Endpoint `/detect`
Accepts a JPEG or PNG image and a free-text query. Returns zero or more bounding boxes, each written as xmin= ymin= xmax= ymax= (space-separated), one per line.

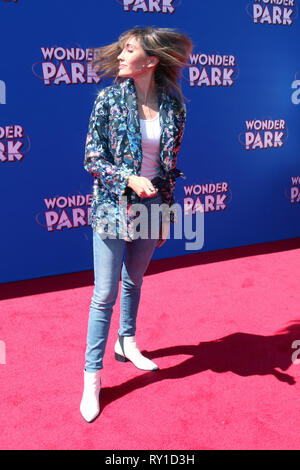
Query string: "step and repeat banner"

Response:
xmin=1 ymin=0 xmax=299 ymax=283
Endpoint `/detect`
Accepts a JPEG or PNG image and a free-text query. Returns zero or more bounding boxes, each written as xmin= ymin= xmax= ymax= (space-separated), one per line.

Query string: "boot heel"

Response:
xmin=115 ymin=352 xmax=129 ymax=363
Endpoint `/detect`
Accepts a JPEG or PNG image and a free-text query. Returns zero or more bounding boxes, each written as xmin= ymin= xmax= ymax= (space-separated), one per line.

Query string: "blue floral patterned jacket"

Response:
xmin=84 ymin=77 xmax=186 ymax=241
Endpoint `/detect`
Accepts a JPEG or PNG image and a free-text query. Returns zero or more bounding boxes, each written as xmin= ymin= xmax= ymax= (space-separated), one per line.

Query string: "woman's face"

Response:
xmin=117 ymin=36 xmax=153 ymax=79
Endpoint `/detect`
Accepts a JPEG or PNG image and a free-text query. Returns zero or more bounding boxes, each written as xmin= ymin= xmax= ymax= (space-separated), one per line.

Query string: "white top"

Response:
xmin=139 ymin=114 xmax=161 ymax=179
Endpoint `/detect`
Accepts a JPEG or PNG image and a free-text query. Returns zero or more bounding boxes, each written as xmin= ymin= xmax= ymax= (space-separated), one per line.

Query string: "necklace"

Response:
xmin=137 ymin=90 xmax=158 ymax=121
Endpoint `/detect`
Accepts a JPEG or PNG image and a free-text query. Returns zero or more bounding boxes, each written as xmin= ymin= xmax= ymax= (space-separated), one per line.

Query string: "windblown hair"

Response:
xmin=91 ymin=26 xmax=193 ymax=108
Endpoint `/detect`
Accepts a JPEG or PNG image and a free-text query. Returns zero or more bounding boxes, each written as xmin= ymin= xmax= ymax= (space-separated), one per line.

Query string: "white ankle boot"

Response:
xmin=114 ymin=335 xmax=159 ymax=371
xmin=80 ymin=370 xmax=101 ymax=422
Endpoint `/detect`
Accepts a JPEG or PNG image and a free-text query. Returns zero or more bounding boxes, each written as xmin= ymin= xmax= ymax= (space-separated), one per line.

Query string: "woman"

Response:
xmin=80 ymin=26 xmax=192 ymax=422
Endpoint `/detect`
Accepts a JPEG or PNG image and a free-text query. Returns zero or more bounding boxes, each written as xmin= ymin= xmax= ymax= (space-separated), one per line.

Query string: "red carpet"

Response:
xmin=1 ymin=239 xmax=300 ymax=450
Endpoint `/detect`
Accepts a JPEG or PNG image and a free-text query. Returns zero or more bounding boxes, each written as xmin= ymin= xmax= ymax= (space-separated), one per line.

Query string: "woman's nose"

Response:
xmin=117 ymin=50 xmax=124 ymax=61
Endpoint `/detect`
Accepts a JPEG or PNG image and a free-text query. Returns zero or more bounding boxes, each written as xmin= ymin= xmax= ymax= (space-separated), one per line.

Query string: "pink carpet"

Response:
xmin=1 ymin=239 xmax=300 ymax=450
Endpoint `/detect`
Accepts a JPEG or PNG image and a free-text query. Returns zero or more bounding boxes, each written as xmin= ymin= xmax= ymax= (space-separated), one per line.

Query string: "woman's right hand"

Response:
xmin=127 ymin=175 xmax=159 ymax=198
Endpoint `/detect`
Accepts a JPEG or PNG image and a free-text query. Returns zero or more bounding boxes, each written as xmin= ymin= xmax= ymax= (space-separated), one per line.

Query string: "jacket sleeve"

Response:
xmin=84 ymin=90 xmax=135 ymax=198
xmin=164 ymin=104 xmax=187 ymax=223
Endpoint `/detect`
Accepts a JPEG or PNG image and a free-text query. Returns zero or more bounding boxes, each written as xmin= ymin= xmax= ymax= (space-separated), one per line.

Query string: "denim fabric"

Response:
xmin=84 ymin=192 xmax=163 ymax=372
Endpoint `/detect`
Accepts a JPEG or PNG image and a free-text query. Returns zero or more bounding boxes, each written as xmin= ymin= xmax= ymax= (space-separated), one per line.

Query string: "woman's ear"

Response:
xmin=147 ymin=56 xmax=159 ymax=68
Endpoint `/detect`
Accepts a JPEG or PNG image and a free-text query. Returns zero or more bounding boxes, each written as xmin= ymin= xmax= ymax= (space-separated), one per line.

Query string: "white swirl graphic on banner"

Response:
xmin=0 ymin=125 xmax=31 ymax=163
xmin=246 ymin=0 xmax=298 ymax=25
xmin=36 ymin=192 xmax=92 ymax=231
xmin=288 ymin=177 xmax=300 ymax=204
xmin=186 ymin=51 xmax=239 ymax=88
xmin=183 ymin=181 xmax=232 ymax=215
xmin=239 ymin=118 xmax=288 ymax=150
xmin=32 ymin=45 xmax=100 ymax=86
xmin=114 ymin=0 xmax=181 ymax=13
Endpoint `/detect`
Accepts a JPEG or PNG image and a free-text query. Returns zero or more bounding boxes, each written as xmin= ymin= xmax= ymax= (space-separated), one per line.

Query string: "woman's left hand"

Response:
xmin=156 ymin=218 xmax=170 ymax=248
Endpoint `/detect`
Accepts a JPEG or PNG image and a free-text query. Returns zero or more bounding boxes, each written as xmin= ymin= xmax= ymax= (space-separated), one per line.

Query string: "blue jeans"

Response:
xmin=84 ymin=192 xmax=163 ymax=372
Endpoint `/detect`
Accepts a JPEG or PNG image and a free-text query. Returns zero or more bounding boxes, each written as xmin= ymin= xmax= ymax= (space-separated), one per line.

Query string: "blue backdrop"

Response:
xmin=1 ymin=0 xmax=300 ymax=283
